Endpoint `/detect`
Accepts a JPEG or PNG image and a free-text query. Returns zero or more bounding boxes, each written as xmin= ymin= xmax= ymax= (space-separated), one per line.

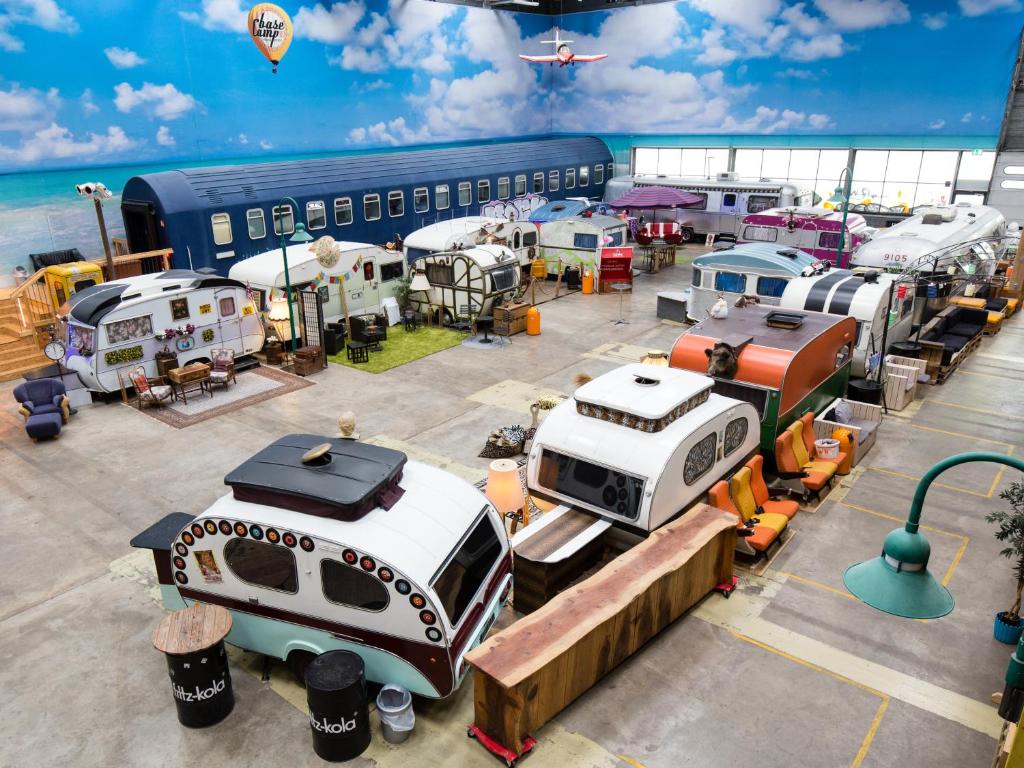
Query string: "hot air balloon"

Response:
xmin=248 ymin=3 xmax=293 ymax=74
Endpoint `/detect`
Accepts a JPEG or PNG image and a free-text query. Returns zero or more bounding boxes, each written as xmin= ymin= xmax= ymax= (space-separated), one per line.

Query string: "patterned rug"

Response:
xmin=130 ymin=366 xmax=314 ymax=429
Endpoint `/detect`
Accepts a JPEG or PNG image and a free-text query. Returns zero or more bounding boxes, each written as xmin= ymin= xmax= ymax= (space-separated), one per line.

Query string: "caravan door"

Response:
xmin=214 ymin=288 xmax=243 ymax=349
xmin=359 ymin=257 xmax=380 ymax=314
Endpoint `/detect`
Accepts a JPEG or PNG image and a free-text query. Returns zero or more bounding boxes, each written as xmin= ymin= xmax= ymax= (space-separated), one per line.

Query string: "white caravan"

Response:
xmin=228 ymin=242 xmax=406 ymax=325
xmin=403 ymin=217 xmax=539 ymax=268
xmin=537 ymin=215 xmax=628 ymax=272
xmin=604 ymin=172 xmax=815 ymax=241
xmin=59 ymin=270 xmax=264 ymax=393
xmin=407 ymin=244 xmax=521 ymax=321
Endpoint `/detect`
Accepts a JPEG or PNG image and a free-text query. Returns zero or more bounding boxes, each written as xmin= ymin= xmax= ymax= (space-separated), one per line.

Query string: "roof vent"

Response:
xmin=765 ymin=311 xmax=805 ymax=329
xmin=633 ymin=374 xmax=660 ymax=387
xmin=921 ymin=214 xmax=945 ymax=225
xmin=204 ymin=190 xmax=224 ymax=205
xmin=862 ymin=271 xmax=880 ymax=284
xmin=777 ymin=248 xmax=800 ymax=258
xmin=241 ymin=185 xmax=257 ymax=200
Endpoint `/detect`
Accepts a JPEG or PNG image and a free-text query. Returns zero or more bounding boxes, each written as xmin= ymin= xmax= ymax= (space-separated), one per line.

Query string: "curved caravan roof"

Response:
xmin=530 ymin=200 xmax=594 ymax=221
xmin=421 ymin=244 xmax=516 ymax=269
xmin=403 ymin=217 xmax=509 ymax=251
xmin=627 ymin=175 xmax=808 ymax=193
xmin=780 ymin=270 xmax=906 ymax=320
xmin=122 ymin=137 xmax=611 ymax=216
xmin=228 ymin=242 xmax=391 ymax=286
xmin=63 ymin=270 xmax=243 ymax=326
xmin=692 ymin=243 xmax=821 ymax=276
xmin=745 ymin=206 xmax=871 ymax=235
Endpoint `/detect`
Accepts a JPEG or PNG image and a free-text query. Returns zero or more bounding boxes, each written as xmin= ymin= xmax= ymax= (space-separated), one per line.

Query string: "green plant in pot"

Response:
xmin=986 ymin=481 xmax=1024 ymax=644
xmin=391 ymin=274 xmax=413 ymax=311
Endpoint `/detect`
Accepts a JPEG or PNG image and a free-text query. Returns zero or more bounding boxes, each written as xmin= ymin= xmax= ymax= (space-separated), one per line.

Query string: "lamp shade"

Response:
xmin=828 ymin=188 xmax=847 ymax=204
xmin=485 ymin=459 xmax=525 ymax=515
xmin=289 ymin=222 xmax=314 ymax=244
xmin=267 ymin=296 xmax=291 ymax=321
xmin=410 ymin=270 xmax=431 ymax=291
xmin=641 ymin=350 xmax=669 ymax=367
xmin=843 ymin=527 xmax=954 ymax=619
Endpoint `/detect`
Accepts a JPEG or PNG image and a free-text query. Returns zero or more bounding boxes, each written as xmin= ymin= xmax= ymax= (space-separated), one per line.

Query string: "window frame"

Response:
xmin=246 ymin=208 xmax=266 ymax=240
xmin=363 ymin=193 xmax=381 ymax=222
xmin=477 ymin=180 xmax=491 ymax=204
xmin=320 ymin=558 xmax=390 ymax=612
xmin=565 ymin=168 xmax=576 ymax=189
xmin=211 ymin=212 xmax=232 ymax=246
xmin=272 ymin=204 xmax=295 ymax=236
xmin=334 ymin=197 xmax=353 ymax=226
xmin=548 ymin=170 xmax=560 ymax=192
xmin=533 ymin=172 xmax=544 ymax=194
xmin=683 ymin=432 xmax=718 ymax=486
xmin=458 ymin=181 xmax=472 ymax=207
xmin=579 ymin=166 xmax=589 ymax=187
xmin=497 ymin=177 xmax=510 ymax=200
xmin=413 ymin=187 xmax=429 ymax=214
xmin=594 ymin=164 xmax=604 ymax=185
xmin=388 ymin=190 xmax=405 ymax=218
xmin=223 ymin=537 xmax=298 ymax=595
xmin=435 ymin=184 xmax=450 ymax=211
xmin=514 ymin=174 xmax=527 ymax=197
xmin=306 ymin=200 xmax=327 ymax=231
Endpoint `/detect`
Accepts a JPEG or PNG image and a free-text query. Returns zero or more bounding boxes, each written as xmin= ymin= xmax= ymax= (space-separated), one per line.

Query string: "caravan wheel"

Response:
xmin=680 ymin=227 xmax=694 ymax=243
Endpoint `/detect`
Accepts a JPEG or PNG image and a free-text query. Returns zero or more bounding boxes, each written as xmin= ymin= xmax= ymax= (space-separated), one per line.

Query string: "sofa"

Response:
xmin=918 ymin=305 xmax=987 ymax=369
xmin=882 ymin=354 xmax=929 ymax=411
xmin=14 ymin=378 xmax=71 ymax=440
xmin=814 ymin=398 xmax=883 ymax=466
xmin=948 ymin=295 xmax=1007 ymax=335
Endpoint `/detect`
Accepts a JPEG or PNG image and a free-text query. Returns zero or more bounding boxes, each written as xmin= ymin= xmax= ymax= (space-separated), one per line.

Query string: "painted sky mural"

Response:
xmin=0 ymin=0 xmax=1021 ymax=175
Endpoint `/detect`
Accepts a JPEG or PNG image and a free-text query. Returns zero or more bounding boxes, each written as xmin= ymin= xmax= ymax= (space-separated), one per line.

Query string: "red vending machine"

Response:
xmin=597 ymin=246 xmax=634 ymax=293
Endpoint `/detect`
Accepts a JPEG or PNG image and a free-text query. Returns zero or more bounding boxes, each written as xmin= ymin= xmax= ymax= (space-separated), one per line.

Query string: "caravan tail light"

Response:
xmin=342 ymin=549 xmax=358 ymax=564
xmin=419 ymin=610 xmax=437 ymax=625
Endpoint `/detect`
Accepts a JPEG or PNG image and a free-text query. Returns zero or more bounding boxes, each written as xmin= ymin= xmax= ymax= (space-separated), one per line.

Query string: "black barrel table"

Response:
xmin=305 ymin=650 xmax=372 ymax=761
xmin=152 ymin=603 xmax=234 ymax=728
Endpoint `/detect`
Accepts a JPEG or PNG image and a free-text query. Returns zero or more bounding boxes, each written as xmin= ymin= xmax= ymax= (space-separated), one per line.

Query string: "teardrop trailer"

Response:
xmin=131 ymin=435 xmax=512 ymax=698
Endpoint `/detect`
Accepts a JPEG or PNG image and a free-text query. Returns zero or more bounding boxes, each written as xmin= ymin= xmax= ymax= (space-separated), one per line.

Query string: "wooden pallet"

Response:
xmin=922 ymin=333 xmax=983 ymax=385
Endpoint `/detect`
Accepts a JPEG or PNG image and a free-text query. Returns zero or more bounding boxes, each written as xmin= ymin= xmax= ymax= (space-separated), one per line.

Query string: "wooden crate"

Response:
xmin=493 ymin=303 xmax=529 ymax=336
xmin=466 ymin=505 xmax=735 ymax=755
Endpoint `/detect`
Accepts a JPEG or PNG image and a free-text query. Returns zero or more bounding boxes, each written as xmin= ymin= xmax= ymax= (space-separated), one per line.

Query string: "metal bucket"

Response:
xmin=376 ymin=684 xmax=414 ymax=744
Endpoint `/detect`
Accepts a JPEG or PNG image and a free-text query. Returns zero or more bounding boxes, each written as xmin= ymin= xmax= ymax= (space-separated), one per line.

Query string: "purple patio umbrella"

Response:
xmin=607 ymin=185 xmax=703 ymax=209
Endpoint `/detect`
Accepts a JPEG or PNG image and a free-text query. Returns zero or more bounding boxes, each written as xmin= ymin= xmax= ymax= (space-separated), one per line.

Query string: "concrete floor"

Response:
xmin=1 ymin=250 xmax=1020 ymax=767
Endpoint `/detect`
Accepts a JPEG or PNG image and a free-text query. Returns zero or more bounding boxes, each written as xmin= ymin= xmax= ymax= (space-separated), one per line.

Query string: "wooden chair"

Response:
xmin=130 ymin=366 xmax=173 ymax=409
xmin=208 ymin=348 xmax=236 ymax=389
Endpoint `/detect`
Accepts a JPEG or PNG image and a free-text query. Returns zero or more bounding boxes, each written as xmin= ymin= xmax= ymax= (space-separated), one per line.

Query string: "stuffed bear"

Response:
xmin=705 ymin=341 xmax=739 ymax=379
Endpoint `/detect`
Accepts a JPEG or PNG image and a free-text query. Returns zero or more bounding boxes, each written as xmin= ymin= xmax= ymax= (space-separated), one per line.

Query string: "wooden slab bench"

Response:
xmin=466 ymin=504 xmax=736 ymax=754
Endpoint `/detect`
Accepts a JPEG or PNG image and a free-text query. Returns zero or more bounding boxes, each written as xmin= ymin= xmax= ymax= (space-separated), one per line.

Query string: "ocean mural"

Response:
xmin=0 ymin=0 xmax=1020 ymax=271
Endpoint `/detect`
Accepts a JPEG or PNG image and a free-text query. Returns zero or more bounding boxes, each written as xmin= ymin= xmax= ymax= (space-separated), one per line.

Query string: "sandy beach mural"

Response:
xmin=0 ymin=0 xmax=1020 ymax=270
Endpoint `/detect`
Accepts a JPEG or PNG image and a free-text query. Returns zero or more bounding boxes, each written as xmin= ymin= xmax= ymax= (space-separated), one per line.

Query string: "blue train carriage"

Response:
xmin=130 ymin=435 xmax=513 ymax=698
xmin=120 ymin=137 xmax=614 ymax=276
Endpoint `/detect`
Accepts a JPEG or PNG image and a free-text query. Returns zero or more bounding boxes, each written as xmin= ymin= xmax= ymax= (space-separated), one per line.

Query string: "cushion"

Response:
xmin=833 ymin=400 xmax=854 ymax=423
xmin=799 ymin=469 xmax=833 ymax=491
xmin=845 ymin=417 xmax=877 ymax=445
xmin=30 ymin=402 xmax=61 ymax=416
xmin=936 ymin=333 xmax=971 ymax=351
xmin=209 ymin=370 xmax=230 ymax=383
xmin=25 ymin=412 xmax=62 ymax=439
xmin=745 ymin=526 xmax=779 ymax=552
xmin=949 ymin=323 xmax=981 ymax=338
xmin=757 ymin=512 xmax=790 ymax=535
xmin=805 ymin=459 xmax=840 ymax=474
xmin=143 ymin=385 xmax=172 ymax=400
xmin=132 ymin=372 xmax=151 ymax=394
xmin=762 ymin=498 xmax=799 ymax=520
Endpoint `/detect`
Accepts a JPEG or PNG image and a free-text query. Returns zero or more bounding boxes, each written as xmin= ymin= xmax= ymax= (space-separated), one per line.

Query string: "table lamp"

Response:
xmin=485 ymin=459 xmax=528 ymax=535
xmin=268 ymin=297 xmax=294 ymax=343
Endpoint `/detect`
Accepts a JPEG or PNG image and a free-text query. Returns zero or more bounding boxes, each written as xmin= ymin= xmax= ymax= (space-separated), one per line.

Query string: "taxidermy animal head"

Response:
xmin=705 ymin=342 xmax=739 ymax=379
xmin=734 ymin=294 xmax=761 ymax=308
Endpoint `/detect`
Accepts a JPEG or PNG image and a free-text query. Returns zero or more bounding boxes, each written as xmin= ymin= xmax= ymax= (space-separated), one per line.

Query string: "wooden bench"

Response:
xmin=466 ymin=505 xmax=735 ymax=755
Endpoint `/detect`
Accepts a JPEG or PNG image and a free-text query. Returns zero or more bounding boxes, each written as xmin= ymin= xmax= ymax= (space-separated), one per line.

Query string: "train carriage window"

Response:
xmin=548 ymin=170 xmax=560 ymax=192
xmin=458 ymin=182 xmax=471 ymax=207
xmin=272 ymin=205 xmax=295 ymax=236
xmin=246 ymin=209 xmax=266 ymax=240
xmin=747 ymin=195 xmax=778 ymax=213
xmin=594 ymin=164 xmax=604 ymax=185
xmin=334 ymin=197 xmax=353 ymax=226
xmin=607 ymin=162 xmax=614 ymax=178
xmin=211 ymin=213 xmax=232 ymax=245
xmin=723 ymin=418 xmax=749 ymax=456
xmin=607 ymin=230 xmax=624 ymax=246
xmin=565 ymin=168 xmax=576 ymax=189
xmin=683 ymin=433 xmax=718 ymax=485
xmin=515 ymin=175 xmax=527 ymax=196
xmin=533 ymin=172 xmax=544 ymax=194
xmin=756 ymin=276 xmax=788 ymax=298
xmin=388 ymin=191 xmax=404 ymax=218
xmin=743 ymin=225 xmax=777 ymax=242
xmin=477 ymin=180 xmax=490 ymax=204
xmin=432 ymin=514 xmax=503 ymax=626
xmin=364 ymin=194 xmax=381 ymax=222
xmin=306 ymin=201 xmax=327 ymax=230
xmin=435 ymin=185 xmax=450 ymax=210
xmin=580 ymin=166 xmax=589 ymax=186
xmin=321 ymin=559 xmax=389 ymax=611
xmin=715 ymin=272 xmax=746 ymax=293
xmin=381 ymin=261 xmax=404 ymax=282
xmin=413 ymin=187 xmax=429 ymax=214
xmin=224 ymin=538 xmax=298 ymax=594
xmin=497 ymin=177 xmax=510 ymax=200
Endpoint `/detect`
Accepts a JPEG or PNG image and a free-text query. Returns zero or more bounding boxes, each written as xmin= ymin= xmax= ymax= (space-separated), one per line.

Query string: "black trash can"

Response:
xmin=563 ymin=266 xmax=582 ymax=290
xmin=847 ymin=378 xmax=883 ymax=405
xmin=306 ymin=651 xmax=371 ymax=762
xmin=888 ymin=341 xmax=922 ymax=359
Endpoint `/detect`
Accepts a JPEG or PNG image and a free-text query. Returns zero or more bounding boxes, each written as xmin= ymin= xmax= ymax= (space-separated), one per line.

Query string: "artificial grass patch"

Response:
xmin=327 ymin=326 xmax=464 ymax=373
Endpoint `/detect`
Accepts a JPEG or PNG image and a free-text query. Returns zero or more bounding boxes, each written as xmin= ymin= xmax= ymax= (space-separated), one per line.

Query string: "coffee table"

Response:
xmin=167 ymin=363 xmax=212 ymax=404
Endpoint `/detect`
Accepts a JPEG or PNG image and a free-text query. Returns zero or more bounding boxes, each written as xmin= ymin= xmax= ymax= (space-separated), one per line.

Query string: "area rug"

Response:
xmin=327 ymin=326 xmax=463 ymax=373
xmin=130 ymin=366 xmax=314 ymax=429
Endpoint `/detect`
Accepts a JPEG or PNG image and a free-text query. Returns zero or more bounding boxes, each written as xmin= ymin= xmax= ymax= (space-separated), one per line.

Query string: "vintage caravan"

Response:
xmin=670 ymin=305 xmax=856 ymax=453
xmin=44 ymin=262 xmax=104 ymax=310
xmin=604 ymin=173 xmax=814 ymax=241
xmin=536 ymin=214 xmax=628 ymax=272
xmin=131 ymin=434 xmax=512 ymax=699
xmin=59 ymin=271 xmax=264 ymax=393
xmin=526 ymin=364 xmax=759 ymax=534
xmin=738 ymin=207 xmax=872 ymax=268
xmin=850 ymin=203 xmax=1007 ymax=275
xmin=407 ymin=244 xmax=521 ymax=321
xmin=528 ymin=199 xmax=606 ymax=222
xmin=228 ymin=242 xmax=405 ymax=324
xmin=688 ymin=243 xmax=826 ymax=322
xmin=403 ymin=217 xmax=539 ymax=268
xmin=780 ymin=270 xmax=916 ymax=377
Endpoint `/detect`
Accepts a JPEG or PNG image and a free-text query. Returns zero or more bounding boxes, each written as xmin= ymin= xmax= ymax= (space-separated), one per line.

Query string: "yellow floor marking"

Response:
xmin=976 ymin=352 xmax=1024 ymax=365
xmin=943 ymin=536 xmax=971 ymax=588
xmin=987 ymin=445 xmax=1016 ymax=498
xmin=862 ymin=466 xmax=990 ymax=498
xmin=851 ymin=699 xmax=889 ymax=768
xmin=617 ymin=756 xmax=649 ymax=768
xmin=466 ymin=379 xmax=566 ymax=414
xmin=957 ymin=369 xmax=1021 ymax=380
xmin=581 ymin=341 xmax=654 ymax=364
xmin=694 ymin=592 xmax=1003 ymax=739
xmin=910 ymin=423 xmax=1014 ymax=449
xmin=365 ymin=435 xmax=486 ymax=485
xmin=775 ymin=571 xmax=859 ymax=601
xmin=926 ymin=399 xmax=1024 ymax=421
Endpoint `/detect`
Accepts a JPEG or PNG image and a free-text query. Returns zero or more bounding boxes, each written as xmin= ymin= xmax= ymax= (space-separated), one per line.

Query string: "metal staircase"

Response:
xmin=988 ymin=28 xmax=1024 ymax=224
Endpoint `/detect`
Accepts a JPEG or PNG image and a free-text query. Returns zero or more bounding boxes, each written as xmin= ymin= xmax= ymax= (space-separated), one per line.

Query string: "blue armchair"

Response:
xmin=14 ymin=378 xmax=70 ymax=440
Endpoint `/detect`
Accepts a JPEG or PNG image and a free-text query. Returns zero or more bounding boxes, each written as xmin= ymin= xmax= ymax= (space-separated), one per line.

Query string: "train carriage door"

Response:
xmin=214 ymin=288 xmax=243 ymax=348
xmin=122 ymin=200 xmax=161 ymax=252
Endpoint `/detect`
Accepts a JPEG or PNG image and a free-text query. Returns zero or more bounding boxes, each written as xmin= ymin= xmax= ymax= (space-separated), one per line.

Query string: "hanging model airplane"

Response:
xmin=519 ymin=27 xmax=607 ymax=66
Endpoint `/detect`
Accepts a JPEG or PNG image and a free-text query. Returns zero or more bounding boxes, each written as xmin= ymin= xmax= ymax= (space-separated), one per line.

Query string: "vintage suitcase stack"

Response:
xmin=292 ymin=345 xmax=324 ymax=376
xmin=493 ymin=303 xmax=530 ymax=336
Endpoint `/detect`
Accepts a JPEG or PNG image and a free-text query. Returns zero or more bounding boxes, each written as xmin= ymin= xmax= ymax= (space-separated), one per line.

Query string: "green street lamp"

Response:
xmin=828 ymin=167 xmax=853 ymax=267
xmin=274 ymin=196 xmax=314 ymax=351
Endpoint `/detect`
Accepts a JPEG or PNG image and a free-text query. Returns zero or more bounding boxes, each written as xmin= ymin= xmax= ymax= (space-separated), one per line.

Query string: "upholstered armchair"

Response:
xmin=131 ymin=367 xmax=173 ymax=409
xmin=209 ymin=348 xmax=236 ymax=389
xmin=14 ymin=378 xmax=70 ymax=440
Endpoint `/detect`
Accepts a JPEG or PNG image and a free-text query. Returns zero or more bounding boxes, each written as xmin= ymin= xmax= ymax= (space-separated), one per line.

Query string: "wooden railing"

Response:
xmin=9 ymin=268 xmax=55 ymax=334
xmin=89 ymin=248 xmax=173 ymax=280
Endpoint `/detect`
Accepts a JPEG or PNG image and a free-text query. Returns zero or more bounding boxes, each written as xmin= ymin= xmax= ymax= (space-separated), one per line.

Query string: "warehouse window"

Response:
xmin=435 ymin=185 xmax=450 ymax=210
xmin=478 ymin=180 xmax=491 ymax=204
xmin=246 ymin=209 xmax=266 ymax=239
xmin=413 ymin=187 xmax=429 ymax=214
xmin=594 ymin=164 xmax=604 ymax=185
xmin=306 ymin=201 xmax=326 ymax=230
xmin=334 ymin=197 xmax=353 ymax=226
xmin=388 ymin=190 xmax=404 ymax=218
xmin=211 ymin=213 xmax=232 ymax=245
xmin=364 ymin=194 xmax=381 ymax=222
xmin=579 ymin=166 xmax=589 ymax=187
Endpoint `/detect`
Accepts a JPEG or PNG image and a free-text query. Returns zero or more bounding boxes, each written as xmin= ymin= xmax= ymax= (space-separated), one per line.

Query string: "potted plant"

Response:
xmin=392 ymin=274 xmax=413 ymax=311
xmin=986 ymin=481 xmax=1024 ymax=644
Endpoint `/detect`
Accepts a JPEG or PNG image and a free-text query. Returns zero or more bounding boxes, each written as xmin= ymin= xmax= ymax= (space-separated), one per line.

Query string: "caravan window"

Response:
xmin=513 ymin=230 xmax=521 ymax=249
xmin=498 ymin=177 xmax=510 ymax=199
xmin=458 ymin=182 xmax=471 ymax=207
xmin=724 ymin=418 xmax=749 ymax=457
xmin=574 ymin=232 xmax=599 ymax=250
xmin=435 ymin=185 xmax=450 ymax=210
xmin=565 ymin=168 xmax=576 ymax=189
xmin=388 ymin=191 xmax=404 ymax=218
xmin=105 ymin=314 xmax=154 ymax=345
xmin=414 ymin=187 xmax=429 ymax=214
xmin=321 ymin=559 xmax=389 ymax=611
xmin=747 ymin=195 xmax=778 ymax=213
xmin=537 ymin=449 xmax=645 ymax=520
xmin=594 ymin=164 xmax=604 ymax=185
xmin=364 ymin=194 xmax=381 ymax=221
xmin=723 ymin=193 xmax=737 ymax=207
xmin=533 ymin=173 xmax=544 ymax=194
xmin=224 ymin=538 xmax=298 ymax=594
xmin=477 ymin=180 xmax=490 ymax=204
xmin=364 ymin=261 xmax=375 ymax=281
xmin=756 ymin=276 xmax=788 ymax=298
xmin=334 ymin=198 xmax=353 ymax=226
xmin=818 ymin=231 xmax=841 ymax=250
xmin=490 ymin=266 xmax=516 ymax=292
xmin=219 ymin=297 xmax=236 ymax=317
xmin=515 ymin=175 xmax=527 ymax=196
xmin=381 ymin=261 xmax=403 ymax=282
xmin=246 ymin=209 xmax=266 ymax=239
xmin=715 ymin=272 xmax=747 ymax=293
xmin=212 ymin=213 xmax=232 ymax=245
xmin=433 ymin=514 xmax=503 ymax=626
xmin=426 ymin=262 xmax=454 ymax=286
xmin=580 ymin=166 xmax=589 ymax=186
xmin=272 ymin=205 xmax=295 ymax=235
xmin=607 ymin=230 xmax=624 ymax=246
xmin=522 ymin=230 xmax=537 ymax=247
xmin=548 ymin=170 xmax=560 ymax=192
xmin=687 ymin=192 xmax=708 ymax=211
xmin=743 ymin=225 xmax=777 ymax=242
xmin=692 ymin=269 xmax=702 ymax=287
xmin=306 ymin=201 xmax=327 ymax=230
xmin=683 ymin=433 xmax=717 ymax=485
